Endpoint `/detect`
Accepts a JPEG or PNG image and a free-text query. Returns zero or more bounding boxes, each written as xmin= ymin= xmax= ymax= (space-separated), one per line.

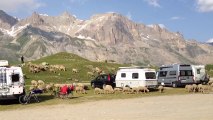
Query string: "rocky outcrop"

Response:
xmin=0 ymin=10 xmax=18 ymax=30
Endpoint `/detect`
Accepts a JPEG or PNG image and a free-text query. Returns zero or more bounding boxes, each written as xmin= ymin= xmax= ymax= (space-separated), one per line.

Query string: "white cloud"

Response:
xmin=126 ymin=12 xmax=132 ymax=20
xmin=196 ymin=0 xmax=213 ymax=12
xmin=0 ymin=0 xmax=45 ymax=12
xmin=170 ymin=16 xmax=185 ymax=20
xmin=144 ymin=0 xmax=161 ymax=7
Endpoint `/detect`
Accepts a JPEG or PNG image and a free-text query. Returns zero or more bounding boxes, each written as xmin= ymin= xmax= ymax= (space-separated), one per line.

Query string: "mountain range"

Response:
xmin=0 ymin=10 xmax=213 ymax=65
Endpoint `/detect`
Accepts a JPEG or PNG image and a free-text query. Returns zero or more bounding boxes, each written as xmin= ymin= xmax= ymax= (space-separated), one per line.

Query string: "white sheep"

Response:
xmin=131 ymin=87 xmax=139 ymax=94
xmin=114 ymin=87 xmax=123 ymax=93
xmin=94 ymin=88 xmax=104 ymax=94
xmin=75 ymin=86 xmax=86 ymax=94
xmin=122 ymin=87 xmax=131 ymax=94
xmin=72 ymin=68 xmax=79 ymax=73
xmin=38 ymin=80 xmax=45 ymax=85
xmin=138 ymin=86 xmax=149 ymax=93
xmin=103 ymin=85 xmax=114 ymax=94
xmin=185 ymin=85 xmax=193 ymax=93
xmin=31 ymin=80 xmax=38 ymax=86
xmin=197 ymin=84 xmax=203 ymax=92
xmin=158 ymin=86 xmax=164 ymax=93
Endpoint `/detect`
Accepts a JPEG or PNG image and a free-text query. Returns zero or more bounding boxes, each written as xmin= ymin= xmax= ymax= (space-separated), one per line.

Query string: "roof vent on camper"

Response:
xmin=0 ymin=60 xmax=9 ymax=67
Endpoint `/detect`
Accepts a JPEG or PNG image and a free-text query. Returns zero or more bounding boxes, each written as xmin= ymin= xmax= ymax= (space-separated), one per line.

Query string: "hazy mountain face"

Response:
xmin=0 ymin=10 xmax=213 ymax=65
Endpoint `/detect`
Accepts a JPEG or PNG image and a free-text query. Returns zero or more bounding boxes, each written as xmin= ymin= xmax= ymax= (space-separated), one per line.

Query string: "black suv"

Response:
xmin=91 ymin=74 xmax=116 ymax=89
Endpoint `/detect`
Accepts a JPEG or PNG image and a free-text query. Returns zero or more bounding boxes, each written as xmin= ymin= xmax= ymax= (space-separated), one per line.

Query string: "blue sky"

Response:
xmin=0 ymin=0 xmax=212 ymax=42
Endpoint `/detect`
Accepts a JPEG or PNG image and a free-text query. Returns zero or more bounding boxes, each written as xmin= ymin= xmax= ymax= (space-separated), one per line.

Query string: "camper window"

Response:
xmin=12 ymin=74 xmax=19 ymax=82
xmin=121 ymin=73 xmax=126 ymax=78
xmin=159 ymin=71 xmax=167 ymax=77
xmin=132 ymin=73 xmax=139 ymax=79
xmin=197 ymin=69 xmax=201 ymax=74
xmin=145 ymin=72 xmax=156 ymax=79
xmin=169 ymin=71 xmax=176 ymax=76
xmin=180 ymin=70 xmax=193 ymax=76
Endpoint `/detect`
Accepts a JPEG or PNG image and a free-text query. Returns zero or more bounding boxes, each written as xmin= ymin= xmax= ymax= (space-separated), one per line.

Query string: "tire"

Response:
xmin=172 ymin=82 xmax=177 ymax=88
xmin=91 ymin=83 xmax=95 ymax=88
xmin=19 ymin=95 xmax=28 ymax=104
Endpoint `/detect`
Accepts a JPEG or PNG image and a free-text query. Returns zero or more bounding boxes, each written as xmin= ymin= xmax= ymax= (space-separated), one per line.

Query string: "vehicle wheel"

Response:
xmin=91 ymin=83 xmax=95 ymax=88
xmin=172 ymin=82 xmax=177 ymax=88
xmin=19 ymin=95 xmax=28 ymax=104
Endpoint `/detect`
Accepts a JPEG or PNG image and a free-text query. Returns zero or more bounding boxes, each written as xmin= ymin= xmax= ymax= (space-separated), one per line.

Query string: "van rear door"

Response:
xmin=145 ymin=72 xmax=157 ymax=88
xmin=179 ymin=70 xmax=194 ymax=83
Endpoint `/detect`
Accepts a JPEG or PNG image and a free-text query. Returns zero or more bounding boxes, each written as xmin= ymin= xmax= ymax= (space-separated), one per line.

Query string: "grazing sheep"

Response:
xmin=208 ymin=80 xmax=213 ymax=85
xmin=75 ymin=86 xmax=86 ymax=94
xmin=192 ymin=84 xmax=198 ymax=93
xmin=138 ymin=86 xmax=149 ymax=93
xmin=201 ymin=85 xmax=210 ymax=94
xmin=31 ymin=80 xmax=38 ymax=86
xmin=38 ymin=80 xmax=45 ymax=85
xmin=94 ymin=88 xmax=104 ymax=94
xmin=46 ymin=84 xmax=54 ymax=92
xmin=103 ymin=85 xmax=114 ymax=94
xmin=185 ymin=85 xmax=193 ymax=93
xmin=131 ymin=87 xmax=139 ymax=94
xmin=59 ymin=65 xmax=66 ymax=71
xmin=72 ymin=68 xmax=79 ymax=73
xmin=77 ymin=83 xmax=84 ymax=88
xmin=114 ymin=87 xmax=123 ymax=93
xmin=37 ymin=84 xmax=46 ymax=91
xmin=158 ymin=86 xmax=164 ymax=93
xmin=49 ymin=68 xmax=56 ymax=73
xmin=197 ymin=84 xmax=203 ymax=92
xmin=122 ymin=87 xmax=132 ymax=94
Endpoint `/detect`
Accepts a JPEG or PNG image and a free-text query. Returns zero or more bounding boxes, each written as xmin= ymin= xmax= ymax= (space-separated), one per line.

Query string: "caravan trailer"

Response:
xmin=0 ymin=60 xmax=25 ymax=100
xmin=157 ymin=64 xmax=194 ymax=87
xmin=115 ymin=67 xmax=158 ymax=89
xmin=191 ymin=65 xmax=209 ymax=84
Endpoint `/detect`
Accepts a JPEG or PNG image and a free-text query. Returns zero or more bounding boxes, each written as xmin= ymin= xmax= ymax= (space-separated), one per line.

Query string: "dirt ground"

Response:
xmin=0 ymin=94 xmax=213 ymax=120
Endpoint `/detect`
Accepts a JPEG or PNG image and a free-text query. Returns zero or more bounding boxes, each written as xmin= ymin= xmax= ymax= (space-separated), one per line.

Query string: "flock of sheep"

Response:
xmin=185 ymin=80 xmax=213 ymax=94
xmin=27 ymin=62 xmax=66 ymax=73
xmin=94 ymin=85 xmax=164 ymax=94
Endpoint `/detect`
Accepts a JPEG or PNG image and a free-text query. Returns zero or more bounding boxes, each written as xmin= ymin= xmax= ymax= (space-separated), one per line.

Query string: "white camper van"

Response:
xmin=191 ymin=65 xmax=209 ymax=84
xmin=115 ymin=67 xmax=158 ymax=89
xmin=0 ymin=60 xmax=25 ymax=100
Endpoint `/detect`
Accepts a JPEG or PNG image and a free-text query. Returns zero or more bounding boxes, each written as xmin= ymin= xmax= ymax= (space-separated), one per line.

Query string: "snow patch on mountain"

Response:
xmin=76 ymin=34 xmax=96 ymax=41
xmin=1 ymin=24 xmax=29 ymax=37
xmin=206 ymin=38 xmax=213 ymax=43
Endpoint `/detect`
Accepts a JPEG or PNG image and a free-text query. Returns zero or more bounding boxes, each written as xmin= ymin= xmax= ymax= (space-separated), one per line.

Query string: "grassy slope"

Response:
xmin=23 ymin=52 xmax=124 ymax=85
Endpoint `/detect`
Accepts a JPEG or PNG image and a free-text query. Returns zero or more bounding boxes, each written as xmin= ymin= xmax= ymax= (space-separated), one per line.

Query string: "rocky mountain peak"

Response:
xmin=18 ymin=12 xmax=45 ymax=26
xmin=0 ymin=10 xmax=18 ymax=29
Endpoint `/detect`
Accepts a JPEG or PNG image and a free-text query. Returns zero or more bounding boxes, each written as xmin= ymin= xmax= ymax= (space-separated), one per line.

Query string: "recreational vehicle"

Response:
xmin=191 ymin=65 xmax=209 ymax=84
xmin=157 ymin=64 xmax=194 ymax=87
xmin=115 ymin=67 xmax=158 ymax=89
xmin=0 ymin=60 xmax=25 ymax=100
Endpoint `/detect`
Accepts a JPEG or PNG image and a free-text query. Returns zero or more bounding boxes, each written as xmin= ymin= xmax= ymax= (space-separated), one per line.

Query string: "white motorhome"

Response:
xmin=115 ymin=67 xmax=158 ymax=89
xmin=0 ymin=60 xmax=25 ymax=100
xmin=191 ymin=65 xmax=209 ymax=84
